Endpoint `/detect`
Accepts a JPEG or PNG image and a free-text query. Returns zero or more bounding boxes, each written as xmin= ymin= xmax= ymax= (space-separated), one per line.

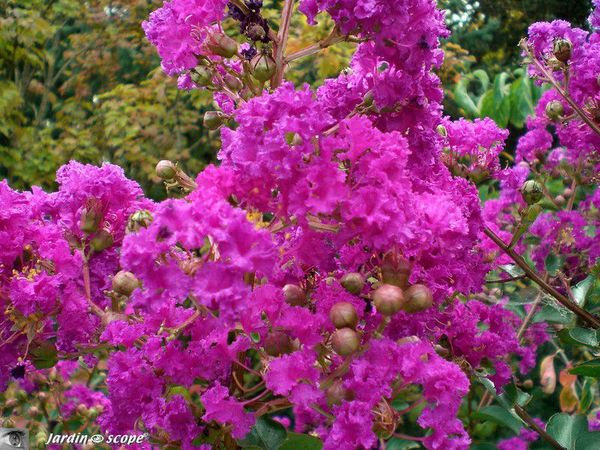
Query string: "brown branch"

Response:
xmin=484 ymin=227 xmax=600 ymax=328
xmin=272 ymin=0 xmax=295 ymax=88
xmin=514 ymin=405 xmax=565 ymax=450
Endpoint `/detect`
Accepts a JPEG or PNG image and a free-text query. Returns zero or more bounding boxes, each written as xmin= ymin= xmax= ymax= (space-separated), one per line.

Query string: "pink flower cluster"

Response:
xmin=0 ymin=0 xmax=572 ymax=449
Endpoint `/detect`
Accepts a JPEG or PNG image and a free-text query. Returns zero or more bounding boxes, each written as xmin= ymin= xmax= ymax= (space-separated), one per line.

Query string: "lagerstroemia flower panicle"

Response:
xmin=11 ymin=0 xmax=600 ymax=449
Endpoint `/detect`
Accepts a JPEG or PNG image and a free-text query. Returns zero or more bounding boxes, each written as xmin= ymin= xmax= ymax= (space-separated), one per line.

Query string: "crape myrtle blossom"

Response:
xmin=0 ymin=0 xmax=566 ymax=449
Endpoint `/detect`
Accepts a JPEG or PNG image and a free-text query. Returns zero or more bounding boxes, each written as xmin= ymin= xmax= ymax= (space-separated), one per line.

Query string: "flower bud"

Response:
xmin=340 ymin=272 xmax=365 ymax=295
xmin=191 ymin=66 xmax=214 ymax=86
xmin=436 ymin=124 xmax=447 ymax=137
xmin=76 ymin=404 xmax=89 ymax=416
xmin=112 ymin=271 xmax=140 ymax=296
xmin=203 ymin=111 xmax=226 ymax=130
xmin=80 ymin=201 xmax=102 ymax=234
xmin=264 ymin=332 xmax=294 ymax=356
xmin=362 ymin=91 xmax=374 ymax=107
xmin=29 ymin=406 xmax=40 ymax=416
xmin=381 ymin=255 xmax=411 ymax=289
xmin=520 ymin=180 xmax=543 ymax=205
xmin=372 ymin=284 xmax=405 ymax=316
xmin=251 ymin=53 xmax=276 ymax=82
xmin=555 ymin=195 xmax=566 ymax=207
xmin=329 ymin=302 xmax=359 ymax=329
xmin=206 ymin=33 xmax=238 ymax=58
xmin=553 ymin=38 xmax=572 ymax=63
xmin=224 ymin=74 xmax=243 ymax=92
xmin=90 ymin=229 xmax=114 ymax=252
xmin=545 ymin=100 xmax=564 ymax=121
xmin=155 ymin=160 xmax=177 ymax=180
xmin=523 ymin=379 xmax=534 ymax=389
xmin=283 ymin=284 xmax=306 ymax=306
xmin=127 ymin=209 xmax=153 ymax=233
xmin=246 ymin=23 xmax=266 ymax=41
xmin=402 ymin=284 xmax=433 ymax=313
xmin=331 ymin=328 xmax=360 ymax=356
xmin=87 ymin=407 xmax=99 ymax=420
xmin=326 ymin=381 xmax=354 ymax=406
xmin=4 ymin=398 xmax=18 ymax=408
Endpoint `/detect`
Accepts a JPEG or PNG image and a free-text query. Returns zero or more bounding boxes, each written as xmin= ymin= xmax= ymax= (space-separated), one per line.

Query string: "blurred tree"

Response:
xmin=0 ymin=0 xmax=216 ymax=197
xmin=441 ymin=0 xmax=593 ymax=73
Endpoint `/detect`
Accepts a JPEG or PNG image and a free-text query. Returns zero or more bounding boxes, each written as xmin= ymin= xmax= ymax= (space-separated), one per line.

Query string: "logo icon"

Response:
xmin=0 ymin=428 xmax=29 ymax=450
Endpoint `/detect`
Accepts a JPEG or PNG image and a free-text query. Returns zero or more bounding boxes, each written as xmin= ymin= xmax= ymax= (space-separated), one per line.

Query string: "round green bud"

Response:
xmin=191 ymin=66 xmax=214 ymax=86
xmin=224 ymin=74 xmax=243 ymax=92
xmin=264 ymin=332 xmax=294 ymax=356
xmin=90 ymin=229 xmax=114 ymax=252
xmin=553 ymin=38 xmax=572 ymax=63
xmin=112 ymin=270 xmax=140 ymax=296
xmin=545 ymin=100 xmax=564 ymax=121
xmin=283 ymin=284 xmax=306 ymax=306
xmin=372 ymin=284 xmax=405 ymax=316
xmin=329 ymin=302 xmax=359 ymax=329
xmin=206 ymin=33 xmax=238 ymax=58
xmin=520 ymin=180 xmax=543 ymax=205
xmin=331 ymin=328 xmax=360 ymax=356
xmin=402 ymin=284 xmax=433 ymax=313
xmin=251 ymin=54 xmax=276 ymax=83
xmin=436 ymin=124 xmax=448 ymax=138
xmin=80 ymin=203 xmax=102 ymax=234
xmin=155 ymin=160 xmax=177 ymax=180
xmin=127 ymin=209 xmax=153 ymax=233
xmin=203 ymin=111 xmax=226 ymax=130
xmin=340 ymin=272 xmax=365 ymax=295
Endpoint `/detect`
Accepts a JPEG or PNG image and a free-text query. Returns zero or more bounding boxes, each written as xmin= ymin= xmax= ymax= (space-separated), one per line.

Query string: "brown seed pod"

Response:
xmin=329 ymin=302 xmax=359 ymax=329
xmin=331 ymin=328 xmax=360 ymax=356
xmin=372 ymin=284 xmax=405 ymax=316
xmin=402 ymin=284 xmax=433 ymax=313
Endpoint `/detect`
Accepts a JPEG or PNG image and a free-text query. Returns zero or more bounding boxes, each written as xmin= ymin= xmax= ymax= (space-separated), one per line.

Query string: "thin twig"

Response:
xmin=484 ymin=227 xmax=600 ymax=328
xmin=272 ymin=0 xmax=295 ymax=88
xmin=522 ymin=41 xmax=600 ymax=138
xmin=514 ymin=405 xmax=565 ymax=450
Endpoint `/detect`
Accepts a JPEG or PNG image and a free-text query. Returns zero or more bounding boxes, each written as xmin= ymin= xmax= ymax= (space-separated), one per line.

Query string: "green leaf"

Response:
xmin=558 ymin=327 xmax=598 ymax=348
xmin=508 ymin=75 xmax=534 ymax=128
xmin=546 ymin=413 xmax=589 ymax=448
xmin=533 ymin=304 xmax=574 ymax=324
xmin=385 ymin=438 xmax=421 ymax=450
xmin=499 ymin=264 xmax=525 ymax=278
xmin=545 ymin=253 xmax=566 ymax=276
xmin=29 ymin=340 xmax=58 ymax=369
xmin=278 ymin=433 xmax=323 ymax=450
xmin=579 ymin=379 xmax=594 ymax=414
xmin=572 ymin=274 xmax=597 ymax=307
xmin=472 ymin=406 xmax=523 ymax=434
xmin=574 ymin=432 xmax=600 ymax=449
xmin=499 ymin=383 xmax=532 ymax=408
xmin=239 ymin=417 xmax=287 ymax=450
xmin=454 ymin=78 xmax=480 ymax=117
xmin=570 ymin=359 xmax=600 ymax=377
